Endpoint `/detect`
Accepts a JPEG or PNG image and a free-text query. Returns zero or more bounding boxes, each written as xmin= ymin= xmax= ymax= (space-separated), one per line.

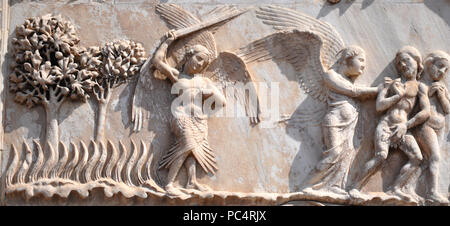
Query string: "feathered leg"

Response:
xmin=185 ymin=155 xmax=212 ymax=192
xmin=165 ymin=151 xmax=189 ymax=196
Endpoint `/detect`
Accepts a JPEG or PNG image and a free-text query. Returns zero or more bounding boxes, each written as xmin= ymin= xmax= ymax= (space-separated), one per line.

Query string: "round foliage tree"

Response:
xmin=9 ymin=14 xmax=95 ymax=149
xmin=81 ymin=40 xmax=145 ymax=141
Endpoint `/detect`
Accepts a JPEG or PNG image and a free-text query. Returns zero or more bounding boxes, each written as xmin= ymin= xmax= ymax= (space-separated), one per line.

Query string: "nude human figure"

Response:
xmin=413 ymin=51 xmax=450 ymax=204
xmin=302 ymin=46 xmax=379 ymax=195
xmin=154 ymin=31 xmax=226 ymax=196
xmin=350 ymin=46 xmax=430 ymax=201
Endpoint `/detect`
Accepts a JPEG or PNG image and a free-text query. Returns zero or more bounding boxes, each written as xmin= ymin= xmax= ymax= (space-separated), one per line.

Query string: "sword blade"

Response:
xmin=173 ymin=8 xmax=247 ymax=38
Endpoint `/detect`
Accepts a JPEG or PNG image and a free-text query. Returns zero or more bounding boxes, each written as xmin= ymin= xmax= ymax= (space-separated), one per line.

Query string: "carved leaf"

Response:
xmin=29 ymin=140 xmax=44 ymax=183
xmin=17 ymin=141 xmax=33 ymax=184
xmin=105 ymin=140 xmax=119 ymax=179
xmin=93 ymin=141 xmax=108 ymax=181
xmin=5 ymin=144 xmax=19 ymax=187
xmin=62 ymin=142 xmax=79 ymax=179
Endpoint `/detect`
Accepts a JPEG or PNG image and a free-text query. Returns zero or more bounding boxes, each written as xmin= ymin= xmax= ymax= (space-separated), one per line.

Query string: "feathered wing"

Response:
xmin=131 ymin=60 xmax=153 ymax=132
xmin=156 ymin=3 xmax=218 ymax=67
xmin=131 ymin=4 xmax=218 ymax=131
xmin=155 ymin=3 xmax=200 ymax=28
xmin=156 ymin=4 xmax=244 ymax=59
xmin=236 ymin=29 xmax=329 ymax=102
xmin=256 ymin=5 xmax=345 ymax=70
xmin=279 ymin=106 xmax=327 ymax=128
xmin=201 ymin=5 xmax=246 ymax=35
xmin=204 ymin=52 xmax=261 ymax=124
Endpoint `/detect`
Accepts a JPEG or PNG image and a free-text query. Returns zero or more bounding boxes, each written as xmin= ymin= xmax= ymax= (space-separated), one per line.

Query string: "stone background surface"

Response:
xmin=0 ymin=0 xmax=449 ymax=205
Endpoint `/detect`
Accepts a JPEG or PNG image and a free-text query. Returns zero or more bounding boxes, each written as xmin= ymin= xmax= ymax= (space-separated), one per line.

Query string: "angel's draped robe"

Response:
xmin=303 ymin=71 xmax=361 ymax=192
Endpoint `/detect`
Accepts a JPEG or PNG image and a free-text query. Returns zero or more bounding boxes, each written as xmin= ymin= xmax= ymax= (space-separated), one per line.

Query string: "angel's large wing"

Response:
xmin=237 ymin=29 xmax=329 ymax=102
xmin=156 ymin=3 xmax=218 ymax=67
xmin=255 ymin=5 xmax=345 ymax=70
xmin=204 ymin=52 xmax=261 ymax=124
xmin=131 ymin=59 xmax=153 ymax=132
xmin=131 ymin=4 xmax=217 ymax=132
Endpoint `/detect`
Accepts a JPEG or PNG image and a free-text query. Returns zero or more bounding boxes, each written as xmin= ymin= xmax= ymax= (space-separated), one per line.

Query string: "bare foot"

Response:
xmin=328 ymin=186 xmax=348 ymax=196
xmin=407 ymin=190 xmax=424 ymax=204
xmin=144 ymin=179 xmax=165 ymax=193
xmin=186 ymin=181 xmax=212 ymax=192
xmin=427 ymin=193 xmax=449 ymax=205
xmin=165 ymin=183 xmax=186 ymax=197
xmin=302 ymin=186 xmax=347 ymax=197
xmin=389 ymin=187 xmax=415 ymax=203
xmin=348 ymin=188 xmax=366 ymax=200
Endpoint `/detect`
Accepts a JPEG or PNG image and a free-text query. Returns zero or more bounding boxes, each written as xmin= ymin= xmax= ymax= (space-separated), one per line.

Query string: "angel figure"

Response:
xmin=155 ymin=32 xmax=224 ymax=196
xmin=237 ymin=6 xmax=379 ymax=196
xmin=131 ymin=4 xmax=260 ymax=196
xmin=301 ymin=45 xmax=379 ymax=196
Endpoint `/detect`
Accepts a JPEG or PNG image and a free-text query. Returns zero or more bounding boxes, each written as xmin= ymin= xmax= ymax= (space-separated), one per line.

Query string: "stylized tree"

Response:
xmin=84 ymin=40 xmax=145 ymax=141
xmin=9 ymin=14 xmax=95 ymax=149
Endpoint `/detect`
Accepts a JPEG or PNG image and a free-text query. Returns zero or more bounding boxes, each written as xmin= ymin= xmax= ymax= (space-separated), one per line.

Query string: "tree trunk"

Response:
xmin=95 ymin=102 xmax=107 ymax=142
xmin=45 ymin=108 xmax=59 ymax=152
xmin=42 ymin=87 xmax=64 ymax=151
xmin=95 ymin=94 xmax=111 ymax=142
xmin=40 ymin=106 xmax=60 ymax=180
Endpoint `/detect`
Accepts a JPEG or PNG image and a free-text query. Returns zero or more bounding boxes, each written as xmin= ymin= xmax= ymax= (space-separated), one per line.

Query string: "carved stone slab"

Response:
xmin=0 ymin=0 xmax=449 ymax=206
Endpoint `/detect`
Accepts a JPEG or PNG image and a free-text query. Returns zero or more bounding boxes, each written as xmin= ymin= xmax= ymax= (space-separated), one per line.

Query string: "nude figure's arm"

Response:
xmin=437 ymin=87 xmax=450 ymax=114
xmin=407 ymin=83 xmax=430 ymax=129
xmin=205 ymin=78 xmax=226 ymax=107
xmin=322 ymin=71 xmax=378 ymax=99
xmin=152 ymin=34 xmax=179 ymax=84
xmin=375 ymin=85 xmax=403 ymax=112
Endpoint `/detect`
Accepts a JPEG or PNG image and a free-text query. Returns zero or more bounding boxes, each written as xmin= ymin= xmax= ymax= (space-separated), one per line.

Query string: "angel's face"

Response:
xmin=186 ymin=51 xmax=209 ymax=75
xmin=396 ymin=53 xmax=418 ymax=80
xmin=426 ymin=57 xmax=449 ymax=81
xmin=344 ymin=54 xmax=366 ymax=78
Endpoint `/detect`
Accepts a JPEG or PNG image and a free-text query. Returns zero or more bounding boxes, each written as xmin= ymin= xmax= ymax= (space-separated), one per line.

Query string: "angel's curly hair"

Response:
xmin=336 ymin=45 xmax=365 ymax=66
xmin=185 ymin=44 xmax=214 ymax=67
